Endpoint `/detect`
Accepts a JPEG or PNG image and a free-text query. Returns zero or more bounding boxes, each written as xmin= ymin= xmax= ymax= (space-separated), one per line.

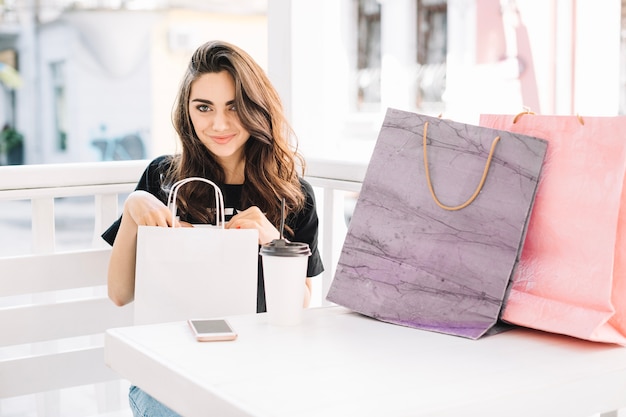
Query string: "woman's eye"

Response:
xmin=229 ymin=104 xmax=237 ymax=111
xmin=197 ymin=104 xmax=210 ymax=112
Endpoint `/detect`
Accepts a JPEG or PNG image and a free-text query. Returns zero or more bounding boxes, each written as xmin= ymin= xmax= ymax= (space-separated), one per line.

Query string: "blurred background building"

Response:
xmin=0 ymin=0 xmax=622 ymax=166
xmin=0 ymin=4 xmax=624 ymax=413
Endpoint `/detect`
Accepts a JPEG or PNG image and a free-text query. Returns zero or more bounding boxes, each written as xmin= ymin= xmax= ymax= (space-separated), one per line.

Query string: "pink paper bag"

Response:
xmin=480 ymin=113 xmax=626 ymax=345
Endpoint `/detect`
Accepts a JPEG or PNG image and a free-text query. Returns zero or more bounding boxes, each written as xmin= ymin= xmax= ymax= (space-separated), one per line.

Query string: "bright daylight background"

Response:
xmin=1 ymin=0 xmax=624 ymax=257
xmin=0 ymin=0 xmax=623 ymax=167
xmin=1 ymin=0 xmax=625 ymax=415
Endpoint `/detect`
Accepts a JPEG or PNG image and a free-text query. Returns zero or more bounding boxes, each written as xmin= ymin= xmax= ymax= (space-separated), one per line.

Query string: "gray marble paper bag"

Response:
xmin=326 ymin=108 xmax=548 ymax=339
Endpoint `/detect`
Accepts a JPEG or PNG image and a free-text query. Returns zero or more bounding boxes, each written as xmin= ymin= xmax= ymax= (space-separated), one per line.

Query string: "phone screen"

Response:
xmin=188 ymin=319 xmax=237 ymax=341
xmin=191 ymin=319 xmax=233 ymax=333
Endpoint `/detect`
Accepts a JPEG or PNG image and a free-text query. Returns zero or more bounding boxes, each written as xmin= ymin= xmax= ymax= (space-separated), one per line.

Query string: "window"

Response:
xmin=416 ymin=0 xmax=447 ymax=112
xmin=357 ymin=0 xmax=381 ymax=110
xmin=50 ymin=61 xmax=67 ymax=151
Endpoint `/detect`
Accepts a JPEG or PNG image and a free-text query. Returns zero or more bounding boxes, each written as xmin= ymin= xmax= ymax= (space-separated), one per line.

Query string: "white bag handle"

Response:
xmin=167 ymin=177 xmax=225 ymax=228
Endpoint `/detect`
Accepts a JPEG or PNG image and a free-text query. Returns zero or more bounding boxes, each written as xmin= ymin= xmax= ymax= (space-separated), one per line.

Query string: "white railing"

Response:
xmin=0 ymin=158 xmax=365 ymax=416
xmin=303 ymin=158 xmax=366 ymax=302
xmin=0 ymin=158 xmax=366 ymax=297
xmin=0 ymin=160 xmax=150 ymax=417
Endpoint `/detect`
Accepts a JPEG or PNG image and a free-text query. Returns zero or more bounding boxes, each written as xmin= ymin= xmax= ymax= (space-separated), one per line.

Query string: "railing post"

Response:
xmin=321 ymin=188 xmax=338 ymax=306
xmin=93 ymin=194 xmax=120 ymax=247
xmin=31 ymin=197 xmax=55 ymax=253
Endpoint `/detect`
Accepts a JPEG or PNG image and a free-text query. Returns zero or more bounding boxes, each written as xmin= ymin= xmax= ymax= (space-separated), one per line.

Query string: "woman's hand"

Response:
xmin=225 ymin=206 xmax=280 ymax=244
xmin=108 ymin=190 xmax=196 ymax=307
xmin=124 ymin=190 xmax=183 ymax=227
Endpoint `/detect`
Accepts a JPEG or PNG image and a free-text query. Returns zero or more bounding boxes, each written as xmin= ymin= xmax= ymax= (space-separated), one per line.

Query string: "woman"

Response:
xmin=102 ymin=40 xmax=324 ymax=417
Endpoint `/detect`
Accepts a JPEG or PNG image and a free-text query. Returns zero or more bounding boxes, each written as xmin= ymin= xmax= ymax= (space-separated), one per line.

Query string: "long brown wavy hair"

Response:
xmin=165 ymin=40 xmax=306 ymax=236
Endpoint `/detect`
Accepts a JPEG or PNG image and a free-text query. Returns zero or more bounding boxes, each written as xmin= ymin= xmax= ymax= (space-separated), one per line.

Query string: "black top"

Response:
xmin=101 ymin=155 xmax=325 ymax=313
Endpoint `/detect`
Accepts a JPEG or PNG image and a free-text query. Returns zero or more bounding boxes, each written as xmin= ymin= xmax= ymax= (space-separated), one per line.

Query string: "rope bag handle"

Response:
xmin=422 ymin=121 xmax=501 ymax=211
xmin=166 ymin=177 xmax=225 ymax=228
xmin=512 ymin=108 xmax=585 ymax=125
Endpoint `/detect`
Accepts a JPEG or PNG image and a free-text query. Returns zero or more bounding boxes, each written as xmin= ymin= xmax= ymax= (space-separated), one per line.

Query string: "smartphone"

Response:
xmin=187 ymin=319 xmax=237 ymax=342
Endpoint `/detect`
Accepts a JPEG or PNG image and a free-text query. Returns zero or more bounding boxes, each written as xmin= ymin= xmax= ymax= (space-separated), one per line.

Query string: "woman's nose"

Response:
xmin=211 ymin=110 xmax=229 ymax=131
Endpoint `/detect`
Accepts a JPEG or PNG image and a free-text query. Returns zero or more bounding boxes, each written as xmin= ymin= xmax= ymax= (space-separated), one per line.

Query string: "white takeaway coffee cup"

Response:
xmin=260 ymin=239 xmax=311 ymax=326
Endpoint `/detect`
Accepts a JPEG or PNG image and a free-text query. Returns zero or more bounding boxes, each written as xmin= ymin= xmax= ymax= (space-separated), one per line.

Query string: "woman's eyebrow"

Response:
xmin=191 ymin=98 xmax=213 ymax=105
xmin=190 ymin=98 xmax=236 ymax=106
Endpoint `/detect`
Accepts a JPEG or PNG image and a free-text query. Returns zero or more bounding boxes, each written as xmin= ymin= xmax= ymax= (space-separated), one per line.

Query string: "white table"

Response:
xmin=105 ymin=306 xmax=626 ymax=417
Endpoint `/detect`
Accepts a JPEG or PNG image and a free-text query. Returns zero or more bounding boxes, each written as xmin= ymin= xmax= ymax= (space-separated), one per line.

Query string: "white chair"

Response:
xmin=0 ymin=246 xmax=134 ymax=416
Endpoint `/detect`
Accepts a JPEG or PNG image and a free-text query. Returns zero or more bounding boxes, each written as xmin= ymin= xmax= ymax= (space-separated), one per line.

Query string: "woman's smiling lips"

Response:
xmin=210 ymin=134 xmax=236 ymax=144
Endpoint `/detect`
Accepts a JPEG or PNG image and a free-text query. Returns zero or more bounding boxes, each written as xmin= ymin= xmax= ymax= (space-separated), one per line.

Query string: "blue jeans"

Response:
xmin=129 ymin=385 xmax=182 ymax=417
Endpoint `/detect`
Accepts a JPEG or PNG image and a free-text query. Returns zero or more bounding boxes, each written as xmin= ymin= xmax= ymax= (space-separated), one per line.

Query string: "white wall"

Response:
xmin=573 ymin=0 xmax=621 ymax=115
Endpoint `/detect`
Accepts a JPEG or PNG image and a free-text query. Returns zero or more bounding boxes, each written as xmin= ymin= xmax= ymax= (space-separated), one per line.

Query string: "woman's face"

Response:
xmin=189 ymin=71 xmax=250 ymax=165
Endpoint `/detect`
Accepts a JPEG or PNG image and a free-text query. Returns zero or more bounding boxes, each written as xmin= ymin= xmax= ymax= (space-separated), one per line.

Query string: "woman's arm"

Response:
xmin=107 ymin=212 xmax=139 ymax=306
xmin=304 ymin=278 xmax=312 ymax=308
xmin=107 ymin=191 xmax=177 ymax=306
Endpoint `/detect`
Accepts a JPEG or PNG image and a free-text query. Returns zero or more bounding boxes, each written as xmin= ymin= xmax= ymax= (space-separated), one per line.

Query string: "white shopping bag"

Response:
xmin=134 ymin=177 xmax=259 ymax=325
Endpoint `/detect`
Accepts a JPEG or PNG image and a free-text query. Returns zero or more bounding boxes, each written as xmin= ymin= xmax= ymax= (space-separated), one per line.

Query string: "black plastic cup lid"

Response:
xmin=259 ymin=239 xmax=311 ymax=257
